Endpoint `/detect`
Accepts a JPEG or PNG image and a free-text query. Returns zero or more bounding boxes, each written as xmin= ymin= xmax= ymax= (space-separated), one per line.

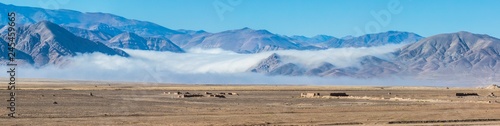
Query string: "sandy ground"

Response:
xmin=0 ymin=79 xmax=499 ymax=126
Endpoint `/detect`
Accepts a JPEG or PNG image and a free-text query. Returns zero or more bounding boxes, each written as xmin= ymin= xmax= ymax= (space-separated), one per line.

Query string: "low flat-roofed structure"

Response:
xmin=330 ymin=93 xmax=349 ymax=97
xmin=301 ymin=93 xmax=320 ymax=98
xmin=456 ymin=93 xmax=479 ymax=96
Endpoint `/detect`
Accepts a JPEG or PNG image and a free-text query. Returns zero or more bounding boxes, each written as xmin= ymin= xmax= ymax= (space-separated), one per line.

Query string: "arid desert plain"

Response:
xmin=1 ymin=79 xmax=500 ymax=126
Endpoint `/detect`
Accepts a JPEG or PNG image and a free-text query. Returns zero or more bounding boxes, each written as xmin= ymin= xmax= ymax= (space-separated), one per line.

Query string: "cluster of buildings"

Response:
xmin=300 ymin=92 xmax=349 ymax=98
xmin=164 ymin=91 xmax=239 ymax=98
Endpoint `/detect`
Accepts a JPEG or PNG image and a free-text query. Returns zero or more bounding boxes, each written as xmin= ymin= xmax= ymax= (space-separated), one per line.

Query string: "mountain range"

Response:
xmin=0 ymin=3 xmax=498 ymax=82
xmin=249 ymin=31 xmax=499 ymax=81
xmin=0 ymin=3 xmax=422 ymax=53
xmin=395 ymin=31 xmax=500 ymax=76
xmin=0 ymin=21 xmax=129 ymax=67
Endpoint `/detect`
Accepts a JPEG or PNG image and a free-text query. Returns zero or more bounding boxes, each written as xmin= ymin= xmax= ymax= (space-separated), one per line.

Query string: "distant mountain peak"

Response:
xmin=457 ymin=31 xmax=473 ymax=34
xmin=454 ymin=31 xmax=493 ymax=39
xmin=24 ymin=21 xmax=76 ymax=41
xmin=249 ymin=53 xmax=306 ymax=76
xmin=108 ymin=32 xmax=148 ymax=50
xmin=86 ymin=23 xmax=123 ymax=36
xmin=422 ymin=31 xmax=498 ymax=43
xmin=32 ymin=21 xmax=61 ymax=30
xmin=324 ymin=31 xmax=423 ymax=48
xmin=363 ymin=31 xmax=418 ymax=37
xmin=255 ymin=29 xmax=272 ymax=34
xmin=196 ymin=30 xmax=207 ymax=33
xmin=231 ymin=27 xmax=272 ymax=34
xmin=385 ymin=30 xmax=405 ymax=34
xmin=13 ymin=21 xmax=129 ymax=66
xmin=341 ymin=35 xmax=355 ymax=40
xmin=241 ymin=27 xmax=252 ymax=30
xmin=145 ymin=37 xmax=184 ymax=53
xmin=250 ymin=53 xmax=282 ymax=73
xmin=395 ymin=31 xmax=500 ymax=77
xmin=106 ymin=32 xmax=184 ymax=52
xmin=312 ymin=34 xmax=333 ymax=39
xmin=0 ymin=3 xmax=180 ymax=37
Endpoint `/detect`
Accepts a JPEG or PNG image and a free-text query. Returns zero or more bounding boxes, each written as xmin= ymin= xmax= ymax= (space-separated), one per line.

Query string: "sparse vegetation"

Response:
xmin=0 ymin=80 xmax=499 ymax=125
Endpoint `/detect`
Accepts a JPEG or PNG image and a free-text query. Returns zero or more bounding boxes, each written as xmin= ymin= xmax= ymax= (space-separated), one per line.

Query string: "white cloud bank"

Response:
xmin=0 ymin=44 xmax=480 ymax=86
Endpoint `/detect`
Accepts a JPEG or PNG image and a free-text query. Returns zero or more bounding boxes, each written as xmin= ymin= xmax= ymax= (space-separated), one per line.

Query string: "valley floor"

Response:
xmin=0 ymin=79 xmax=499 ymax=125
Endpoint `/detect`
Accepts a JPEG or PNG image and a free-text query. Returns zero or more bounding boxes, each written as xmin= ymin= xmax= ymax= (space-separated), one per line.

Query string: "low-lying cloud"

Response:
xmin=0 ymin=44 xmax=481 ymax=86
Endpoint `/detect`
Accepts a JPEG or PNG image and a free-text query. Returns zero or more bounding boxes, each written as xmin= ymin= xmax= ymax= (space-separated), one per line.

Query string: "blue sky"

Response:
xmin=0 ymin=0 xmax=499 ymax=38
